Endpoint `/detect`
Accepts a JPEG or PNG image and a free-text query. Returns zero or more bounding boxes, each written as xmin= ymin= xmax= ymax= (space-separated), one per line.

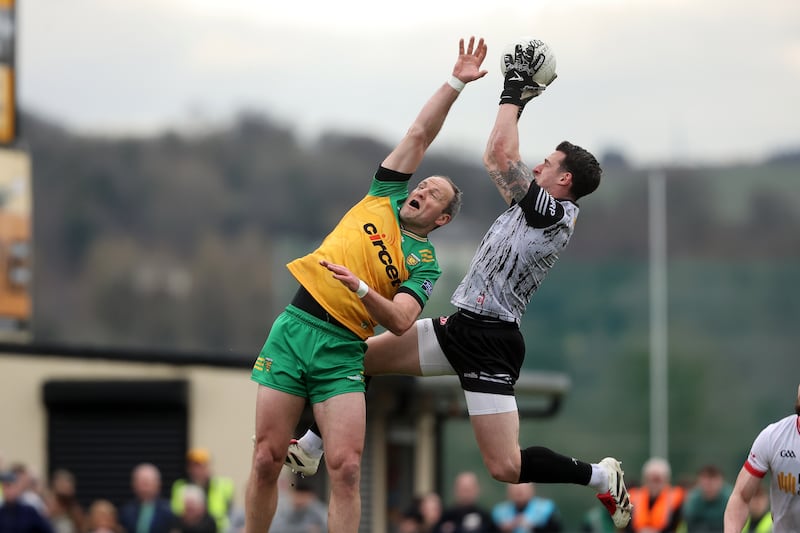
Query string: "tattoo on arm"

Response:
xmin=489 ymin=160 xmax=534 ymax=204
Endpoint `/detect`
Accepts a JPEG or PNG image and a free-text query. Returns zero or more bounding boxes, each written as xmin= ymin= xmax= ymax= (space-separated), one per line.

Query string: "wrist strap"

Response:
xmin=355 ymin=279 xmax=369 ymax=299
xmin=499 ymin=86 xmax=525 ymax=107
xmin=447 ymin=76 xmax=465 ymax=93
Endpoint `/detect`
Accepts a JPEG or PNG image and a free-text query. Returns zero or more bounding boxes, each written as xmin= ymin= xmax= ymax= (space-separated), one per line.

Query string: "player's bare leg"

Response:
xmin=470 ymin=404 xmax=631 ymax=527
xmin=246 ymin=385 xmax=306 ymax=533
xmin=286 ymin=325 xmax=422 ymax=478
xmin=313 ymin=392 xmax=366 ymax=533
xmin=364 ymin=323 xmax=423 ymax=376
xmin=469 ymin=410 xmax=523 ymax=482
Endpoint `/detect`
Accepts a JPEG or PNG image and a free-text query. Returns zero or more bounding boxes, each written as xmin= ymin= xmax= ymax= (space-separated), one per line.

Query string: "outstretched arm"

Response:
xmin=723 ymin=467 xmax=761 ymax=533
xmin=483 ymin=103 xmax=534 ymax=206
xmin=484 ymin=39 xmax=556 ymax=206
xmin=382 ymin=36 xmax=488 ymax=174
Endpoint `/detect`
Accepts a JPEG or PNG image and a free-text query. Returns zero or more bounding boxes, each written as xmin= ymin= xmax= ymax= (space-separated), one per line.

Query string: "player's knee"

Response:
xmin=326 ymin=453 xmax=361 ymax=489
xmin=250 ymin=442 xmax=284 ymax=480
xmin=485 ymin=457 xmax=519 ymax=483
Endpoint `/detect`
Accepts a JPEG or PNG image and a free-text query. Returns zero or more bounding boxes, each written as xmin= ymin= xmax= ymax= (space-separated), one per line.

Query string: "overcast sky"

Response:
xmin=15 ymin=0 xmax=800 ymax=166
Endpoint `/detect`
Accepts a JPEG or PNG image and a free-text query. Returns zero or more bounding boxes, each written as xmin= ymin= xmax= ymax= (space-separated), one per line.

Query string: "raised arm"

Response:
xmin=484 ymin=39 xmax=556 ymax=205
xmin=484 ymin=104 xmax=532 ymax=206
xmin=382 ymin=36 xmax=488 ymax=174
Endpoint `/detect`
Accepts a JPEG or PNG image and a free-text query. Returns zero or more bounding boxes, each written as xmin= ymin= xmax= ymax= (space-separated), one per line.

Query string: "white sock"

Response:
xmin=297 ymin=430 xmax=324 ymax=457
xmin=588 ymin=463 xmax=608 ymax=491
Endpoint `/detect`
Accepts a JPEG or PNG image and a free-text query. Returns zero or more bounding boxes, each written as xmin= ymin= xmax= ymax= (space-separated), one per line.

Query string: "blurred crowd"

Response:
xmin=0 ymin=445 xmax=331 ymax=533
xmin=0 ymin=448 xmax=240 ymax=533
xmin=393 ymin=457 xmax=772 ymax=533
xmin=578 ymin=457 xmax=772 ymax=533
xmin=0 ymin=451 xmax=772 ymax=533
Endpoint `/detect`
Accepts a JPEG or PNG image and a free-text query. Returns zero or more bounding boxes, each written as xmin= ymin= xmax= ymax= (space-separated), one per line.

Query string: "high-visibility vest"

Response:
xmin=743 ymin=512 xmax=773 ymax=533
xmin=171 ymin=476 xmax=235 ymax=532
xmin=629 ymin=485 xmax=686 ymax=532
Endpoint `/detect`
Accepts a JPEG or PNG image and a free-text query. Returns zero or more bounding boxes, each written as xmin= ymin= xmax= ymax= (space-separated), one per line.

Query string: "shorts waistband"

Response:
xmin=291 ymin=285 xmax=348 ymax=332
xmin=456 ymin=308 xmax=517 ymax=328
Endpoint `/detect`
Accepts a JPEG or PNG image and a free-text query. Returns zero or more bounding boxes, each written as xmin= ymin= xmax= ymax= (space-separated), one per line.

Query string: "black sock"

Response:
xmin=518 ymin=446 xmax=592 ymax=485
xmin=308 ymin=375 xmax=373 ymax=439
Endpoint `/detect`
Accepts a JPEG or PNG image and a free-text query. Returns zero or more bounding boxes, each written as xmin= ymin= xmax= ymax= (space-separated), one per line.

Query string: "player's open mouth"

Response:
xmin=409 ymin=199 xmax=420 ymax=209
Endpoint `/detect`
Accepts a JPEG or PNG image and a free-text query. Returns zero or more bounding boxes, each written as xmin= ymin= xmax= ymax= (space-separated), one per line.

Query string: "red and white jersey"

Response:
xmin=744 ymin=414 xmax=800 ymax=532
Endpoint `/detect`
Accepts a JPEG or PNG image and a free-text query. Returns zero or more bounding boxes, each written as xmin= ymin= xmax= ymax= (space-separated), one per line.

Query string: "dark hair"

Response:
xmin=697 ymin=464 xmax=723 ymax=478
xmin=401 ymin=496 xmax=424 ymax=524
xmin=556 ymin=140 xmax=602 ymax=199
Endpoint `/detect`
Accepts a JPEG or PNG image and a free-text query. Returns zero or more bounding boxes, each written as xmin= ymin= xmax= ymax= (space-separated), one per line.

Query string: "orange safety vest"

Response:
xmin=629 ymin=485 xmax=686 ymax=532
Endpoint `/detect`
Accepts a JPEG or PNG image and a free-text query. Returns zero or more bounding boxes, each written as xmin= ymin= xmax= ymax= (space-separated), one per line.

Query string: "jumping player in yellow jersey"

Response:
xmin=245 ymin=36 xmax=488 ymax=533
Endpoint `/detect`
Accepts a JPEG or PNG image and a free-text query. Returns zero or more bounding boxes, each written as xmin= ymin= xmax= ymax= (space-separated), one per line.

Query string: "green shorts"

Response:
xmin=250 ymin=305 xmax=367 ymax=404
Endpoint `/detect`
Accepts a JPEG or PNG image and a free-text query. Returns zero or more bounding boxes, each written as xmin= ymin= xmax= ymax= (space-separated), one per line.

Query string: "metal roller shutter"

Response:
xmin=43 ymin=379 xmax=188 ymax=509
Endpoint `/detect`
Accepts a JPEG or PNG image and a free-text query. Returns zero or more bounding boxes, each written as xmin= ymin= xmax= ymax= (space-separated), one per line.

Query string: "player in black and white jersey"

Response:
xmin=285 ymin=40 xmax=632 ymax=528
xmin=724 ymin=384 xmax=800 ymax=533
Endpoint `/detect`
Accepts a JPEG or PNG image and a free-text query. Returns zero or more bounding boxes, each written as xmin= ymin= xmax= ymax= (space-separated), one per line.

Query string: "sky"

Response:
xmin=14 ymin=0 xmax=800 ymax=166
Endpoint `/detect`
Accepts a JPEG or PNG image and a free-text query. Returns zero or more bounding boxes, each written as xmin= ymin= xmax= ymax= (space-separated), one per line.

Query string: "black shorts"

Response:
xmin=431 ymin=309 xmax=525 ymax=395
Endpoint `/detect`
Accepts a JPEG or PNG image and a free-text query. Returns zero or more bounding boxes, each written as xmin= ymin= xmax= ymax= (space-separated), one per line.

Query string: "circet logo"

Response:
xmin=363 ymin=223 xmax=401 ymax=287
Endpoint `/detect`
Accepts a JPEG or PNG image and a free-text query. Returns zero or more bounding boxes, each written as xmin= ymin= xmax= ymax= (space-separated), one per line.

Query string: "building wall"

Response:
xmin=0 ymin=352 xmax=257 ymax=503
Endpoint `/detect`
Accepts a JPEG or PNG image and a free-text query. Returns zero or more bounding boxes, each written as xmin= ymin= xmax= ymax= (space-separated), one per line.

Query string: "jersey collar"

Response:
xmin=401 ymin=227 xmax=428 ymax=242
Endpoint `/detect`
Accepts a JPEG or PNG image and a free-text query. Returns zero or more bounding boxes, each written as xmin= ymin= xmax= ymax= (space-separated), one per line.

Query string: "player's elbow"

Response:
xmin=482 ymin=147 xmax=496 ymax=171
xmin=383 ymin=308 xmax=417 ymax=336
xmin=385 ymin=316 xmax=414 ymax=337
xmin=382 ymin=294 xmax=421 ymax=336
xmin=405 ymin=123 xmax=435 ymax=151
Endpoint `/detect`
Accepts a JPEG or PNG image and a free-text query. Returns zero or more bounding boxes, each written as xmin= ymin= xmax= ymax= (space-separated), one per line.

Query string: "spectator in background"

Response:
xmin=492 ymin=482 xmax=562 ymax=532
xmin=681 ymin=464 xmax=732 ymax=532
xmin=85 ymin=499 xmax=122 ymax=533
xmin=434 ymin=472 xmax=498 ymax=533
xmin=626 ymin=458 xmax=685 ymax=533
xmin=45 ymin=469 xmax=85 ymax=533
xmin=397 ymin=492 xmax=444 ymax=533
xmin=419 ymin=492 xmax=443 ymax=533
xmin=119 ymin=463 xmax=175 ymax=533
xmin=10 ymin=463 xmax=48 ymax=517
xmin=741 ymin=484 xmax=771 ymax=533
xmin=168 ymin=484 xmax=217 ymax=533
xmin=270 ymin=477 xmax=327 ymax=533
xmin=171 ymin=448 xmax=234 ymax=533
xmin=397 ymin=504 xmax=425 ymax=533
xmin=0 ymin=468 xmax=55 ymax=533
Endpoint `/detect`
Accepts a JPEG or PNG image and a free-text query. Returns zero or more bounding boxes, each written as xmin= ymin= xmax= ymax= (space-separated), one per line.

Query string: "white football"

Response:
xmin=500 ymin=37 xmax=557 ymax=86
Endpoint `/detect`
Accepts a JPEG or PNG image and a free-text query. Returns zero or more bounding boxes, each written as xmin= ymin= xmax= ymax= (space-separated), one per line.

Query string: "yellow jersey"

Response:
xmin=287 ymin=167 xmax=442 ymax=339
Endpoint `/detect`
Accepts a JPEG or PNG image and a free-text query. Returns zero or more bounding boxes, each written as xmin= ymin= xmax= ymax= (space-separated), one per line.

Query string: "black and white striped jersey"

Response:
xmin=450 ymin=181 xmax=578 ymax=324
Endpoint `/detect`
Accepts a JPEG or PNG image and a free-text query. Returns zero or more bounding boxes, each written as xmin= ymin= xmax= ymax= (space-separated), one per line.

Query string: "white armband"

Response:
xmin=355 ymin=279 xmax=369 ymax=299
xmin=447 ymin=76 xmax=465 ymax=93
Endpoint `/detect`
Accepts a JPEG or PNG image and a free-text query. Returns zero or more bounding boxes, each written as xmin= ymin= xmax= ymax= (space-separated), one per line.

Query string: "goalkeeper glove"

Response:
xmin=499 ymin=40 xmax=557 ymax=112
